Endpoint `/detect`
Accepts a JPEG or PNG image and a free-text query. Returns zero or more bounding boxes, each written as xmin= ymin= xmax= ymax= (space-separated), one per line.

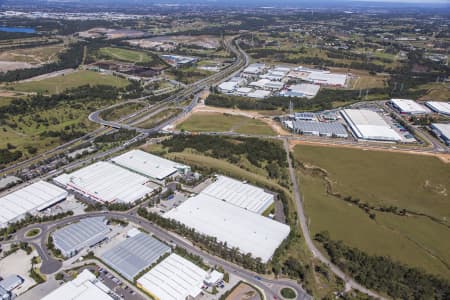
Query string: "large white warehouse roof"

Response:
xmin=0 ymin=180 xmax=68 ymax=228
xmin=425 ymin=101 xmax=450 ymax=116
xmin=137 ymin=253 xmax=207 ymax=300
xmin=54 ymin=161 xmax=153 ymax=203
xmin=341 ymin=109 xmax=402 ymax=142
xmin=42 ymin=270 xmax=113 ymax=300
xmin=164 ymin=194 xmax=290 ymax=262
xmin=390 ymin=99 xmax=429 ymax=114
xmin=111 ymin=149 xmax=188 ymax=181
xmin=201 ymin=175 xmax=274 ymax=214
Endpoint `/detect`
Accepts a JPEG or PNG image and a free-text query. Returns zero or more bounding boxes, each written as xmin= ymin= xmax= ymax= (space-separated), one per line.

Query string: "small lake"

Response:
xmin=0 ymin=27 xmax=36 ymax=33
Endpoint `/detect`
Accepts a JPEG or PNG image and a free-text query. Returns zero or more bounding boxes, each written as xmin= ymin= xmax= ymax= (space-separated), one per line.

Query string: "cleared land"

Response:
xmin=97 ymin=47 xmax=153 ymax=63
xmin=177 ymin=112 xmax=276 ymax=135
xmin=0 ymin=44 xmax=65 ymax=65
xmin=7 ymin=70 xmax=129 ymax=94
xmin=294 ymin=144 xmax=450 ymax=279
xmin=226 ymin=282 xmax=262 ymax=300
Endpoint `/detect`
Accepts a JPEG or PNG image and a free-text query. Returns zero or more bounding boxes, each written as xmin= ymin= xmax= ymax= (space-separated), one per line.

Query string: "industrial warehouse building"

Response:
xmin=426 ymin=101 xmax=450 ymax=116
xmin=137 ymin=253 xmax=208 ymax=300
xmin=164 ymin=193 xmax=290 ymax=262
xmin=0 ymin=181 xmax=68 ymax=228
xmin=280 ymin=83 xmax=320 ymax=99
xmin=430 ymin=123 xmax=450 ymax=146
xmin=288 ymin=67 xmax=348 ymax=87
xmin=52 ymin=217 xmax=110 ymax=257
xmin=42 ymin=270 xmax=115 ymax=300
xmin=201 ymin=175 xmax=274 ymax=214
xmin=111 ymin=149 xmax=190 ymax=183
xmin=54 ymin=161 xmax=153 ymax=203
xmin=389 ymin=99 xmax=429 ymax=115
xmin=284 ymin=120 xmax=348 ymax=138
xmin=101 ymin=232 xmax=171 ymax=281
xmin=341 ymin=109 xmax=402 ymax=142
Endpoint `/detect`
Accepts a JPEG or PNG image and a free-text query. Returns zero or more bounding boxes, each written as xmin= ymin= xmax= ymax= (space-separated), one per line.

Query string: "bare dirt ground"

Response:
xmin=0 ymin=61 xmax=36 ymax=72
xmin=289 ymin=139 xmax=450 ymax=163
xmin=226 ymin=282 xmax=262 ymax=300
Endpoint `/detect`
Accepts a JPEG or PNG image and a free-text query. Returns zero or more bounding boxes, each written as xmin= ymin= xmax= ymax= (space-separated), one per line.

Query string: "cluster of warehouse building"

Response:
xmin=217 ymin=63 xmax=348 ymax=99
xmin=0 ymin=149 xmax=191 ymax=229
xmin=163 ymin=174 xmax=290 ymax=263
xmin=53 ymin=149 xmax=190 ymax=204
xmin=50 ymin=218 xmax=224 ymax=300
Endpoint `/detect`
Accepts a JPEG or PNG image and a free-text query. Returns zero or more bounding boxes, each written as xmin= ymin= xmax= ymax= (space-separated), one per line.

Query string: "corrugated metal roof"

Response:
xmin=101 ymin=232 xmax=171 ymax=281
xmin=53 ymin=217 xmax=110 ymax=256
xmin=137 ymin=254 xmax=207 ymax=300
xmin=0 ymin=181 xmax=68 ymax=227
xmin=201 ymin=175 xmax=274 ymax=214
xmin=164 ymin=193 xmax=290 ymax=263
xmin=54 ymin=161 xmax=153 ymax=203
xmin=111 ymin=150 xmax=185 ymax=181
xmin=292 ymin=120 xmax=348 ymax=137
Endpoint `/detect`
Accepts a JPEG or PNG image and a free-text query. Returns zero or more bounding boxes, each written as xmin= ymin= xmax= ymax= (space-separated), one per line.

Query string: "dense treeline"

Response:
xmin=0 ymin=148 xmax=23 ymax=166
xmin=0 ymin=31 xmax=38 ymax=40
xmin=315 ymin=232 xmax=450 ymax=300
xmin=94 ymin=129 xmax=138 ymax=143
xmin=0 ymin=42 xmax=84 ymax=82
xmin=138 ymin=208 xmax=267 ymax=273
xmin=161 ymin=135 xmax=287 ymax=170
xmin=205 ymin=88 xmax=387 ymax=112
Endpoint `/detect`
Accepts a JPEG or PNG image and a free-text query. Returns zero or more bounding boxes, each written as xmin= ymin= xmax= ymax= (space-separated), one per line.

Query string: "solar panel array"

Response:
xmin=101 ymin=233 xmax=171 ymax=280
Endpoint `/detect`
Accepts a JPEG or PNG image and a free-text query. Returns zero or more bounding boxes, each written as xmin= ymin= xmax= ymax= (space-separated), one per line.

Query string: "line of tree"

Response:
xmin=314 ymin=231 xmax=450 ymax=300
xmin=205 ymin=88 xmax=388 ymax=112
xmin=137 ymin=207 xmax=267 ymax=273
xmin=0 ymin=211 xmax=74 ymax=239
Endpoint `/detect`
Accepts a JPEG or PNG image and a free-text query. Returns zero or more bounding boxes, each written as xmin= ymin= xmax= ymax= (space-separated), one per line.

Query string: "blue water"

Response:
xmin=0 ymin=27 xmax=36 ymax=34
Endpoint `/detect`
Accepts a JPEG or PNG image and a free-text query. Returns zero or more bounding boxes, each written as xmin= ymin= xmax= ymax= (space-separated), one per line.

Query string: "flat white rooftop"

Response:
xmin=341 ymin=109 xmax=402 ymax=141
xmin=111 ymin=149 xmax=187 ymax=181
xmin=164 ymin=194 xmax=290 ymax=262
xmin=0 ymin=180 xmax=68 ymax=228
xmin=137 ymin=253 xmax=207 ymax=300
xmin=54 ymin=161 xmax=152 ymax=203
xmin=42 ymin=270 xmax=113 ymax=300
xmin=431 ymin=123 xmax=450 ymax=139
xmin=201 ymin=175 xmax=274 ymax=214
xmin=426 ymin=101 xmax=450 ymax=116
xmin=390 ymin=99 xmax=429 ymax=114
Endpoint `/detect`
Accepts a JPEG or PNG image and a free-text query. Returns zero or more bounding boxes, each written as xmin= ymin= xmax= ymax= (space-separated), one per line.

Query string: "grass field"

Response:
xmin=97 ymin=47 xmax=153 ymax=63
xmin=417 ymin=83 xmax=450 ymax=101
xmin=177 ymin=112 xmax=276 ymax=136
xmin=294 ymin=144 xmax=450 ymax=278
xmin=136 ymin=108 xmax=181 ymax=129
xmin=8 ymin=70 xmax=129 ymax=94
xmin=100 ymin=102 xmax=146 ymax=121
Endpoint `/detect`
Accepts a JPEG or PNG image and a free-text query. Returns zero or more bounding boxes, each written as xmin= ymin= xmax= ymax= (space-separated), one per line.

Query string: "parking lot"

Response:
xmin=97 ymin=267 xmax=144 ymax=300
